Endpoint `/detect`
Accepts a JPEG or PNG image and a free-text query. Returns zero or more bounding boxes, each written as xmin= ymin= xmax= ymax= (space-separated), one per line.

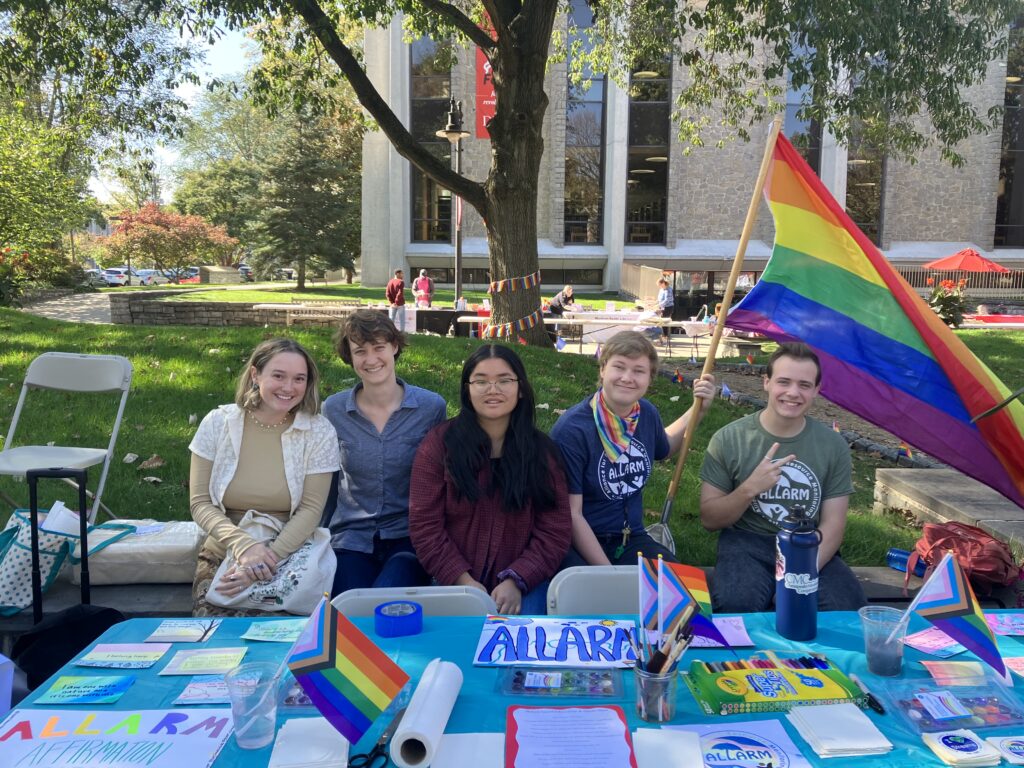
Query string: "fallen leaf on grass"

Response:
xmin=553 ymin=408 xmax=567 ymax=416
xmin=188 ymin=414 xmax=197 ymax=425
xmin=138 ymin=454 xmax=165 ymax=469
xmin=536 ymin=403 xmax=550 ymax=410
xmin=141 ymin=476 xmax=162 ymax=484
xmin=122 ymin=453 xmax=139 ymax=464
xmin=208 ymin=348 xmax=221 ymax=355
xmin=670 ymin=396 xmax=680 ymax=402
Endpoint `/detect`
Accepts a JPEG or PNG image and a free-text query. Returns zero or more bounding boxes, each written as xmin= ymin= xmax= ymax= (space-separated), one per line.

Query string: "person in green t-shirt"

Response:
xmin=699 ymin=343 xmax=866 ymax=613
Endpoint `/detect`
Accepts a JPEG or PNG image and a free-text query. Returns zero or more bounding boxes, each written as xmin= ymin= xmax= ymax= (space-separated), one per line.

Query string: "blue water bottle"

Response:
xmin=775 ymin=505 xmax=821 ymax=641
xmin=887 ymin=548 xmax=927 ymax=577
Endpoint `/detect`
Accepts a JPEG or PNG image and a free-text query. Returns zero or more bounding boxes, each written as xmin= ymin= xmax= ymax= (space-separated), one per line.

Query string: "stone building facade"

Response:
xmin=361 ymin=14 xmax=1024 ymax=295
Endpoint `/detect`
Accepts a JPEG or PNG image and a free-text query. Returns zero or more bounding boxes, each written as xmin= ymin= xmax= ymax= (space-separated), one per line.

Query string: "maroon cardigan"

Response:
xmin=408 ymin=423 xmax=572 ymax=591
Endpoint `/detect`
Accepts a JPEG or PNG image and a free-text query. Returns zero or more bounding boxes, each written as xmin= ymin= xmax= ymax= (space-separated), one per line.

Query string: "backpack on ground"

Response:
xmin=906 ymin=521 xmax=1020 ymax=596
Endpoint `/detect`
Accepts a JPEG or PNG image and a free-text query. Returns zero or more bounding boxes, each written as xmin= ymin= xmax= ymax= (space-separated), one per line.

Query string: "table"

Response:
xmin=13 ymin=612 xmax=1024 ymax=766
xmin=458 ymin=315 xmax=694 ymax=354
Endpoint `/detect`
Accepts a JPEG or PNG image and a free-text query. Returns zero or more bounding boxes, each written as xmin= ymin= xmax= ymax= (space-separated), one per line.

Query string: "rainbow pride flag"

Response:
xmin=287 ymin=597 xmax=409 ymax=744
xmin=910 ymin=552 xmax=1008 ymax=683
xmin=638 ymin=553 xmax=659 ymax=633
xmin=728 ymin=134 xmax=1024 ymax=507
xmin=667 ymin=563 xmax=713 ymax=617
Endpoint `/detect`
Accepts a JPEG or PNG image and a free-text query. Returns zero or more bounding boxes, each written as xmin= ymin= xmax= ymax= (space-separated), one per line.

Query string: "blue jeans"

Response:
xmin=711 ymin=527 xmax=866 ymax=613
xmin=520 ymin=580 xmax=550 ymax=616
xmin=332 ymin=536 xmax=428 ymax=596
xmin=389 ymin=304 xmax=406 ymax=332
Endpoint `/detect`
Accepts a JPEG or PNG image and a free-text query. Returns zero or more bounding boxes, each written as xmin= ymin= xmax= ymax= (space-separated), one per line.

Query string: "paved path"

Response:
xmin=21 ymin=293 xmax=112 ymax=324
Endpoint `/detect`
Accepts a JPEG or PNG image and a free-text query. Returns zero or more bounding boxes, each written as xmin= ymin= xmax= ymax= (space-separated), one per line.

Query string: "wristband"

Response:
xmin=496 ymin=568 xmax=528 ymax=593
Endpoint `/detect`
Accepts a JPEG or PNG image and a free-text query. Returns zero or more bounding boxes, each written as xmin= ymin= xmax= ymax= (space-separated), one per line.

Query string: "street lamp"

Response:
xmin=436 ymin=97 xmax=470 ymax=308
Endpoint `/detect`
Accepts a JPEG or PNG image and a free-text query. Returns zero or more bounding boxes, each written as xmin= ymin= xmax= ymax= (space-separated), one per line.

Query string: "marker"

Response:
xmin=849 ymin=673 xmax=886 ymax=715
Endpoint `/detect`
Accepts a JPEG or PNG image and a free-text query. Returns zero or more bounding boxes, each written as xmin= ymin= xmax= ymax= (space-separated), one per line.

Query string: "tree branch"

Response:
xmin=285 ymin=0 xmax=486 ymax=211
xmin=414 ymin=0 xmax=497 ymax=51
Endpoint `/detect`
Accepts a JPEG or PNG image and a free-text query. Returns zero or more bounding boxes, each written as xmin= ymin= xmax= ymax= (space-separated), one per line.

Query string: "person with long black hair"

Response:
xmin=409 ymin=344 xmax=571 ymax=615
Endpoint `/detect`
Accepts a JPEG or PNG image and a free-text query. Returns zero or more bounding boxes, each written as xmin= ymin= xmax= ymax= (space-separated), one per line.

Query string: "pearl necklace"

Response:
xmin=248 ymin=410 xmax=292 ymax=430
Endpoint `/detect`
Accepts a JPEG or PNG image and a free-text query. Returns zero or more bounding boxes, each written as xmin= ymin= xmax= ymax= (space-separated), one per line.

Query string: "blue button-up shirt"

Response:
xmin=322 ymin=379 xmax=447 ymax=552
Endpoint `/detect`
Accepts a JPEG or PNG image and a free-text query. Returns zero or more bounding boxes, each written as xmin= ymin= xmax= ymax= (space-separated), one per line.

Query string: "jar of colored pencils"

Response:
xmin=634 ymin=666 xmax=679 ymax=723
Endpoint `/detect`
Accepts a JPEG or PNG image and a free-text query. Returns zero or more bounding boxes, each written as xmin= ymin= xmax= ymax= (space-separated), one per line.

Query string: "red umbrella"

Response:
xmin=924 ymin=248 xmax=1010 ymax=273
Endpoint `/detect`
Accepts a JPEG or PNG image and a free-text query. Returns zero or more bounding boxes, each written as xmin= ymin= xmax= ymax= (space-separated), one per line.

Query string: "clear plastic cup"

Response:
xmin=224 ymin=662 xmax=280 ymax=749
xmin=858 ymin=605 xmax=907 ymax=676
xmin=634 ymin=666 xmax=679 ymax=723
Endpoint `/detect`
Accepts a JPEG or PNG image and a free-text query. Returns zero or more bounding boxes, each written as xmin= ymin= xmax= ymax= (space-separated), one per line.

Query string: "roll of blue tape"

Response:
xmin=375 ymin=600 xmax=423 ymax=637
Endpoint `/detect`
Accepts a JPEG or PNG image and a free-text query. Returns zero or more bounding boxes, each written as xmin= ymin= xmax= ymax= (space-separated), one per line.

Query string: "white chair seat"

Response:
xmin=547 ymin=565 xmax=639 ymax=615
xmin=0 ymin=446 xmax=109 ymax=474
xmin=332 ymin=586 xmax=497 ymax=617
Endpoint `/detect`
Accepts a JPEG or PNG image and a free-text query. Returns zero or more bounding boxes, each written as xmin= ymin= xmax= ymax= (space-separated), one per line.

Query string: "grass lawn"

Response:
xmin=157 ymin=283 xmax=640 ymax=310
xmin=10 ymin=309 xmax=1016 ymax=567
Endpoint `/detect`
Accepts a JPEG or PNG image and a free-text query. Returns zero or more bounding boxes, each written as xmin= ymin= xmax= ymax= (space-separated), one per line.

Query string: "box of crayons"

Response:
xmin=682 ymin=652 xmax=865 ymax=716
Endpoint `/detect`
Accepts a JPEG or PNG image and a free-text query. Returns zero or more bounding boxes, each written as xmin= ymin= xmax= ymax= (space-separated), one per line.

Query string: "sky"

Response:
xmin=88 ymin=25 xmax=252 ymax=204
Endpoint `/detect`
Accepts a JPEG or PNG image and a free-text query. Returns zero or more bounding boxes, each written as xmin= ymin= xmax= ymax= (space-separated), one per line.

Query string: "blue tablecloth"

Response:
xmin=15 ymin=611 xmax=1024 ymax=766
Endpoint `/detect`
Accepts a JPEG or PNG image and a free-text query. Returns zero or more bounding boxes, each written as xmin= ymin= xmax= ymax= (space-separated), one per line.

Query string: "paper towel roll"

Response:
xmin=390 ymin=658 xmax=464 ymax=768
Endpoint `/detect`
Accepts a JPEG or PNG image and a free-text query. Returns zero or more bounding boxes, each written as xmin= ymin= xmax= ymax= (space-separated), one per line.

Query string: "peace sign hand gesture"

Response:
xmin=743 ymin=442 xmax=796 ymax=497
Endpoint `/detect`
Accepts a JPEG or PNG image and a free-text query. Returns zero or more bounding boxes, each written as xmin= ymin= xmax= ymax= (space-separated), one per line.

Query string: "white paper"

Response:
xmin=509 ymin=707 xmax=633 ymax=767
xmin=666 ymin=720 xmax=814 ymax=768
xmin=633 ymin=728 xmax=703 ymax=767
xmin=0 ymin=708 xmax=232 ymax=768
xmin=268 ymin=717 xmax=349 ymax=768
xmin=390 ymin=658 xmax=463 ymax=768
xmin=431 ymin=733 xmax=504 ymax=768
xmin=40 ymin=501 xmax=80 ymax=535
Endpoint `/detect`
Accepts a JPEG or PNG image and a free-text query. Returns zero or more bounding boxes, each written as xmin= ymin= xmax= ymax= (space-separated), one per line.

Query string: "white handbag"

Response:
xmin=205 ymin=510 xmax=336 ymax=615
xmin=70 ymin=520 xmax=206 ymax=585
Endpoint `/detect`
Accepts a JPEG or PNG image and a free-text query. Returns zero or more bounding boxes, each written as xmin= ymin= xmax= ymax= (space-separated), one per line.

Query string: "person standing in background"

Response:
xmin=386 ymin=269 xmax=406 ymax=332
xmin=655 ymin=277 xmax=674 ymax=344
xmin=413 ymin=269 xmax=435 ymax=308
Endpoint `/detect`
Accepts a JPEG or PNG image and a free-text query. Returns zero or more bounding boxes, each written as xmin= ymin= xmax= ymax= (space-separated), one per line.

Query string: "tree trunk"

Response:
xmin=482 ymin=1 xmax=558 ymax=346
xmin=297 ymin=257 xmax=306 ymax=291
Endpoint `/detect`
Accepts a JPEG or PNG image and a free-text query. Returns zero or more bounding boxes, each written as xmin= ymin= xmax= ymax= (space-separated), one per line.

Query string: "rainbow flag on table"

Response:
xmin=908 ymin=552 xmax=1008 ymax=683
xmin=287 ymin=597 xmax=409 ymax=744
xmin=638 ymin=553 xmax=659 ymax=633
xmin=727 ymin=134 xmax=1024 ymax=508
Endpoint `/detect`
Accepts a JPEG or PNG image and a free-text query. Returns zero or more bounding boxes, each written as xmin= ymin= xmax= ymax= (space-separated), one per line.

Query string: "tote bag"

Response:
xmin=205 ymin=510 xmax=335 ymax=615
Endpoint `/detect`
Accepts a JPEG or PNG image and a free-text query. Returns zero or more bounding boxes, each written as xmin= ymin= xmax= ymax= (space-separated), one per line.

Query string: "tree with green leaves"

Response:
xmin=175 ymin=158 xmax=262 ymax=242
xmin=0 ymin=109 xmax=88 ymax=252
xmin=6 ymin=0 xmax=1019 ymax=342
xmin=251 ymin=111 xmax=362 ymax=290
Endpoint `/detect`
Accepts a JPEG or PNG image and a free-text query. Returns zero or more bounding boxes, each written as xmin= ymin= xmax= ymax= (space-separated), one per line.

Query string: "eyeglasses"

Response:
xmin=467 ymin=377 xmax=519 ymax=392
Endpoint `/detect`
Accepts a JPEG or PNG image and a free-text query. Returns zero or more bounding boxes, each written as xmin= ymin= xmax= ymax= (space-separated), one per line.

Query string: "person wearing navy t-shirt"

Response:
xmin=550 ymin=331 xmax=714 ymax=567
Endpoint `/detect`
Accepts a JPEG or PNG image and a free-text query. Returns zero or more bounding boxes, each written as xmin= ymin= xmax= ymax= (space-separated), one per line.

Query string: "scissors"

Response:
xmin=349 ymin=707 xmax=407 ymax=768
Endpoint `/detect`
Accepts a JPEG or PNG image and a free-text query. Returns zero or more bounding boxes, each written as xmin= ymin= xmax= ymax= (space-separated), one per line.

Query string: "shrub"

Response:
xmin=927 ymin=277 xmax=968 ymax=328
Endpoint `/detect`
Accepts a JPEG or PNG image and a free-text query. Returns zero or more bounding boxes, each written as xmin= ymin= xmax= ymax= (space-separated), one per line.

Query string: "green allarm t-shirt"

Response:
xmin=700 ymin=412 xmax=853 ymax=535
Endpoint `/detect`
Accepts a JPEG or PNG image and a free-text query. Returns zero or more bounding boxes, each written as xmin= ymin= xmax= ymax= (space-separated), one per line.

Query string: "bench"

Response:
xmin=283 ymin=300 xmax=361 ymax=326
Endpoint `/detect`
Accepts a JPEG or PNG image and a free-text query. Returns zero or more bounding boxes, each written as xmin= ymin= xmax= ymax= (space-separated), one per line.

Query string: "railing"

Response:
xmin=620 ymin=263 xmax=665 ymax=302
xmin=894 ymin=267 xmax=1024 ymax=302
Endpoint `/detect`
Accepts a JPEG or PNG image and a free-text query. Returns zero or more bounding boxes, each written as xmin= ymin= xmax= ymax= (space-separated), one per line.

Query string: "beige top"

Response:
xmin=190 ymin=416 xmax=332 ymax=560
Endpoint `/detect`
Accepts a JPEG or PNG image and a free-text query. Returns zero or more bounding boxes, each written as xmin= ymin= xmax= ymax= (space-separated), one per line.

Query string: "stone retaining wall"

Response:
xmin=20 ymin=287 xmax=75 ymax=305
xmin=108 ymin=291 xmax=338 ymax=328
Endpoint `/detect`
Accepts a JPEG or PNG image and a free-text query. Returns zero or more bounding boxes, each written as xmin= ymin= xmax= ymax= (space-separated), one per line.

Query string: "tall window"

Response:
xmin=410 ymin=39 xmax=453 ymax=242
xmin=785 ymin=63 xmax=822 ymax=174
xmin=996 ymin=18 xmax=1024 ymax=247
xmin=564 ymin=0 xmax=605 ymax=244
xmin=626 ymin=60 xmax=670 ymax=244
xmin=845 ymin=121 xmax=885 ymax=245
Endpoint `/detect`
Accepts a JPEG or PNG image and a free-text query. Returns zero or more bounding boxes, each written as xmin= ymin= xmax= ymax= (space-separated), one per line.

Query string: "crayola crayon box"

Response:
xmin=682 ymin=652 xmax=865 ymax=715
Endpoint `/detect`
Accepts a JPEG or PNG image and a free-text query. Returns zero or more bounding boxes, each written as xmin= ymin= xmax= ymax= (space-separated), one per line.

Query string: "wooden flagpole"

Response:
xmin=657 ymin=116 xmax=784 ymax=531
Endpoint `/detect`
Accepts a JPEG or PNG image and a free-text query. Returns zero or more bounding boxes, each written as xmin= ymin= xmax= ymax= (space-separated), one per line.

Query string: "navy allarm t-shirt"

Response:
xmin=550 ymin=396 xmax=670 ymax=534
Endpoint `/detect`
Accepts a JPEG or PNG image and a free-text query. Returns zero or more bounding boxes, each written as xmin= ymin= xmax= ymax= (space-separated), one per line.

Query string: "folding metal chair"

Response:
xmin=0 ymin=352 xmax=133 ymax=523
xmin=332 ymin=586 xmax=498 ymax=617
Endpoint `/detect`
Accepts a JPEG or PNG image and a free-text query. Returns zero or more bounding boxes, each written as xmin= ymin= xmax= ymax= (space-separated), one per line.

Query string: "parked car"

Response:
xmin=102 ymin=267 xmax=148 ymax=286
xmin=82 ymin=269 xmax=108 ymax=288
xmin=163 ymin=266 xmax=201 ymax=284
xmin=272 ymin=267 xmax=295 ymax=281
xmin=137 ymin=269 xmax=170 ymax=285
xmin=238 ymin=264 xmax=254 ymax=282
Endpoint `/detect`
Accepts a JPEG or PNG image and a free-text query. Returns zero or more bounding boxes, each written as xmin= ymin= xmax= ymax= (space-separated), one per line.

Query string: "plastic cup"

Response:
xmin=634 ymin=666 xmax=678 ymax=723
xmin=224 ymin=662 xmax=280 ymax=749
xmin=859 ymin=605 xmax=907 ymax=676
